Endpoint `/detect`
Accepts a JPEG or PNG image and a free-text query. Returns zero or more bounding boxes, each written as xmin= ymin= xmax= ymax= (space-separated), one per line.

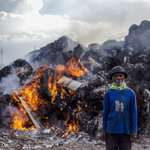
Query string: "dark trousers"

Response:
xmin=106 ymin=133 xmax=132 ymax=150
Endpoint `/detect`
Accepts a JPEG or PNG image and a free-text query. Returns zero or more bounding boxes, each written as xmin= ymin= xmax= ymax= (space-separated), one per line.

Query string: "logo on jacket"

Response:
xmin=115 ymin=101 xmax=124 ymax=112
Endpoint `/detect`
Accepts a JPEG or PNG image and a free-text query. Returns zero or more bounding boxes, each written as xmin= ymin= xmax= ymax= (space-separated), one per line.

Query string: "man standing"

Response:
xmin=100 ymin=66 xmax=137 ymax=150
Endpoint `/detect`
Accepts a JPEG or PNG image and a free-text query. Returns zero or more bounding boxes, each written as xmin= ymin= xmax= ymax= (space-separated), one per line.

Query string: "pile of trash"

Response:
xmin=0 ymin=20 xmax=150 ymax=150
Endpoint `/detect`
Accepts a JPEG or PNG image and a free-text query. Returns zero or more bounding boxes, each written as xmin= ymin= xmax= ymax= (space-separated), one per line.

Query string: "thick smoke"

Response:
xmin=1 ymin=105 xmax=18 ymax=126
xmin=0 ymin=74 xmax=20 ymax=95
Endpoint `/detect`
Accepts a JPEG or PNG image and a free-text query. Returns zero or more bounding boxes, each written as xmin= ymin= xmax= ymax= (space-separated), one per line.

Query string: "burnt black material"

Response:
xmin=1 ymin=20 xmax=150 ymax=137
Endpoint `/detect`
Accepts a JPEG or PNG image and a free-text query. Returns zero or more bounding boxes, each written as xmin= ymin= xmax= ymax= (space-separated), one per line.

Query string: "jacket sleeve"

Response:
xmin=101 ymin=91 xmax=110 ymax=133
xmin=130 ymin=91 xmax=137 ymax=135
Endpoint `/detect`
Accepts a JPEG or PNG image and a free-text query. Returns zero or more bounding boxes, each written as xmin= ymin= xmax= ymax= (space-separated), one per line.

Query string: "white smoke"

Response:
xmin=0 ymin=74 xmax=20 ymax=95
xmin=1 ymin=105 xmax=18 ymax=126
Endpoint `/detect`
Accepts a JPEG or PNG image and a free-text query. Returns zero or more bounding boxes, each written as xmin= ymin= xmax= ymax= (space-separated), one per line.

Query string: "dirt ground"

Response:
xmin=0 ymin=129 xmax=150 ymax=150
xmin=52 ymin=139 xmax=150 ymax=150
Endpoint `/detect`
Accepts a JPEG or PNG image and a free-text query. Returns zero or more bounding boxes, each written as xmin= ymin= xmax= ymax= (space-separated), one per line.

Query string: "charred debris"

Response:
xmin=1 ymin=20 xmax=150 ymax=138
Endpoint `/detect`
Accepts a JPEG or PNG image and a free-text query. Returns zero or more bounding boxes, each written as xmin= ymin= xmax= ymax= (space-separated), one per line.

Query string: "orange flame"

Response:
xmin=61 ymin=115 xmax=80 ymax=138
xmin=10 ymin=58 xmax=86 ymax=134
xmin=88 ymin=56 xmax=94 ymax=62
xmin=47 ymin=71 xmax=61 ymax=103
xmin=55 ymin=57 xmax=88 ymax=77
xmin=65 ymin=57 xmax=88 ymax=77
xmin=10 ymin=107 xmax=34 ymax=130
xmin=19 ymin=66 xmax=47 ymax=110
xmin=15 ymin=70 xmax=24 ymax=76
xmin=48 ymin=114 xmax=80 ymax=138
xmin=77 ymin=104 xmax=82 ymax=111
xmin=10 ymin=66 xmax=47 ymax=129
xmin=47 ymin=57 xmax=87 ymax=103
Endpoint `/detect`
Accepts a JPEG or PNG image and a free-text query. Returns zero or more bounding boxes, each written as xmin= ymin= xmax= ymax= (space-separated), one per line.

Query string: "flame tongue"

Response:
xmin=61 ymin=115 xmax=80 ymax=138
xmin=19 ymin=66 xmax=47 ymax=110
xmin=10 ymin=109 xmax=34 ymax=130
xmin=64 ymin=57 xmax=88 ymax=77
xmin=88 ymin=56 xmax=94 ymax=62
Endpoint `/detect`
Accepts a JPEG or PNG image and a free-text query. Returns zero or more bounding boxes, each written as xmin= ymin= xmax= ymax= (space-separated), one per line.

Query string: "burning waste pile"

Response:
xmin=0 ymin=20 xmax=150 ymax=149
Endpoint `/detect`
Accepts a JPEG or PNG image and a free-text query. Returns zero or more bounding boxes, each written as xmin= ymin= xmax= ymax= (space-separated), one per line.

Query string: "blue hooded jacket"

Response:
xmin=101 ymin=87 xmax=137 ymax=135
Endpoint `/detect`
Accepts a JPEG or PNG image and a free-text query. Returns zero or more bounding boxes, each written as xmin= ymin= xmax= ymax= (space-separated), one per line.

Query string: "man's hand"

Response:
xmin=100 ymin=132 xmax=106 ymax=142
xmin=130 ymin=134 xmax=136 ymax=142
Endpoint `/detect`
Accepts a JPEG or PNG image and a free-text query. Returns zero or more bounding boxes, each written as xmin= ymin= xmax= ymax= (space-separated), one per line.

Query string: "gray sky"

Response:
xmin=0 ymin=0 xmax=150 ymax=65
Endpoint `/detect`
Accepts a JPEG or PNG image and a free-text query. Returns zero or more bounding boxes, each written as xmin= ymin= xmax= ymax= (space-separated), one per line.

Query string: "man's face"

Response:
xmin=113 ymin=74 xmax=124 ymax=86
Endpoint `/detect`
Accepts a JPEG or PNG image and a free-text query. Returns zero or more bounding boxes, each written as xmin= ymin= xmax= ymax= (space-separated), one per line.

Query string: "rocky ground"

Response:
xmin=0 ymin=128 xmax=150 ymax=150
